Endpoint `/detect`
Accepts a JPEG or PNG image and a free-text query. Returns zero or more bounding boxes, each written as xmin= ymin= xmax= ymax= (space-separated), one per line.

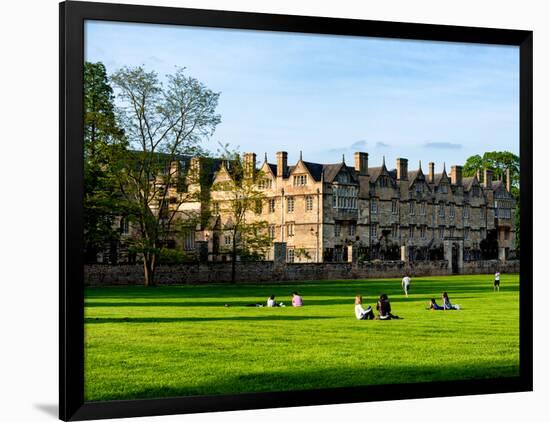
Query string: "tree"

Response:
xmin=463 ymin=151 xmax=520 ymax=251
xmin=212 ymin=149 xmax=272 ymax=283
xmin=110 ymin=66 xmax=221 ymax=286
xmin=83 ymin=62 xmax=126 ymax=263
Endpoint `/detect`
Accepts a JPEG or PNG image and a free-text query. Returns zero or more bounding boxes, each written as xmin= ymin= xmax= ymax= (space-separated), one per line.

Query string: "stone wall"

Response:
xmin=84 ymin=259 xmax=519 ymax=286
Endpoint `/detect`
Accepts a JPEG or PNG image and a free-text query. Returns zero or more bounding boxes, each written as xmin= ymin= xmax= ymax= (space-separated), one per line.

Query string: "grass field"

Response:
xmin=84 ymin=274 xmax=519 ymax=402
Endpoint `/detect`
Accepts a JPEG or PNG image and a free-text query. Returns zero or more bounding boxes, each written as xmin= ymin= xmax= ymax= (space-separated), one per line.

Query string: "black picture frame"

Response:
xmin=60 ymin=1 xmax=533 ymax=420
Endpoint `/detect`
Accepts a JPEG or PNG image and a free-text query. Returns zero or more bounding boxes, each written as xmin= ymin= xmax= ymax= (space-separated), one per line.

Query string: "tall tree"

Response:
xmin=110 ymin=66 xmax=221 ymax=286
xmin=83 ymin=62 xmax=126 ymax=263
xmin=463 ymin=151 xmax=520 ymax=251
xmin=212 ymin=149 xmax=272 ymax=283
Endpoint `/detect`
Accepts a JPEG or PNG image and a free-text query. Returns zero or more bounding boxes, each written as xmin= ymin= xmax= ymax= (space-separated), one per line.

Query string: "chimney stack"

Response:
xmin=396 ymin=158 xmax=408 ymax=180
xmin=243 ymin=152 xmax=256 ymax=179
xmin=450 ymin=165 xmax=462 ymax=186
xmin=354 ymin=152 xmax=369 ymax=175
xmin=483 ymin=168 xmax=493 ymax=189
xmin=428 ymin=162 xmax=435 ymax=183
xmin=506 ymin=167 xmax=511 ymax=192
xmin=276 ymin=151 xmax=288 ymax=178
xmin=189 ymin=156 xmax=201 ymax=183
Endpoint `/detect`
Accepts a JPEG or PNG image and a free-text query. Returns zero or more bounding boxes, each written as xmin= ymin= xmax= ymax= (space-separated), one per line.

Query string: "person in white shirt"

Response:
xmin=267 ymin=295 xmax=278 ymax=307
xmin=354 ymin=295 xmax=374 ymax=320
xmin=494 ymin=271 xmax=501 ymax=292
xmin=402 ymin=275 xmax=411 ymax=297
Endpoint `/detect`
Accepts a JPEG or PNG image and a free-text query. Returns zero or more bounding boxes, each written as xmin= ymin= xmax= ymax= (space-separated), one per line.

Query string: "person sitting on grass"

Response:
xmin=291 ymin=291 xmax=303 ymax=307
xmin=427 ymin=298 xmax=444 ymax=310
xmin=354 ymin=295 xmax=374 ymax=320
xmin=376 ymin=293 xmax=400 ymax=320
xmin=267 ymin=295 xmax=285 ymax=307
xmin=442 ymin=292 xmax=460 ymax=310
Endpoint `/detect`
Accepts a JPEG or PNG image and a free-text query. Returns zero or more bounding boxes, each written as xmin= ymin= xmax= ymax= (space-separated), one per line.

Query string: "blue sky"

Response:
xmin=85 ymin=20 xmax=519 ymax=171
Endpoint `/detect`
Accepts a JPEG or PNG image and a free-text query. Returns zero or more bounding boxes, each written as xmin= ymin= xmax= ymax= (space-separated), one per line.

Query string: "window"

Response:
xmin=440 ymin=184 xmax=448 ymax=194
xmin=348 ymin=223 xmax=356 ymax=236
xmin=416 ymin=183 xmax=423 ymax=193
xmin=334 ymin=223 xmax=341 ymax=237
xmin=409 ymin=201 xmax=415 ymax=215
xmin=212 ymin=202 xmax=220 ymax=215
xmin=391 ymin=199 xmax=398 ymax=214
xmin=268 ymin=199 xmax=276 ymax=213
xmin=449 ymin=227 xmax=455 ymax=238
xmin=439 ymin=202 xmax=445 ymax=217
xmin=481 ymin=228 xmax=486 ymax=239
xmin=287 ymin=248 xmax=295 ymax=263
xmin=287 ymin=196 xmax=295 ymax=213
xmin=392 ymin=224 xmax=399 ymax=239
xmin=306 ymin=195 xmax=314 ymax=211
xmin=287 ymin=223 xmax=295 ymax=237
xmin=293 ymin=175 xmax=307 ymax=186
xmin=120 ymin=218 xmax=130 ymax=234
xmin=420 ymin=225 xmax=426 ymax=239
xmin=370 ymin=224 xmax=377 ymax=238
xmin=169 ymin=196 xmax=177 ymax=204
xmin=409 ymin=225 xmax=414 ymax=238
xmin=449 ymin=203 xmax=455 ymax=218
xmin=439 ymin=226 xmax=445 ymax=239
xmin=269 ymin=225 xmax=276 ymax=240
xmin=333 ymin=186 xmax=358 ymax=209
xmin=464 ymin=227 xmax=470 ymax=240
xmin=472 ymin=186 xmax=480 ymax=197
xmin=420 ymin=201 xmax=426 ymax=215
xmin=379 ymin=176 xmax=388 ymax=188
xmin=504 ymin=229 xmax=510 ymax=240
xmin=463 ymin=205 xmax=469 ymax=219
xmin=184 ymin=231 xmax=194 ymax=250
xmin=338 ymin=173 xmax=349 ymax=183
xmin=371 ymin=199 xmax=378 ymax=214
xmin=224 ymin=234 xmax=232 ymax=246
xmin=258 ymin=178 xmax=273 ymax=189
xmin=254 ymin=199 xmax=262 ymax=214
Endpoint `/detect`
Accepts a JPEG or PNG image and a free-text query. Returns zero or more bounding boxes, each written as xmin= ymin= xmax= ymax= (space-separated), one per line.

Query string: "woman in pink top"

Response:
xmin=291 ymin=291 xmax=303 ymax=307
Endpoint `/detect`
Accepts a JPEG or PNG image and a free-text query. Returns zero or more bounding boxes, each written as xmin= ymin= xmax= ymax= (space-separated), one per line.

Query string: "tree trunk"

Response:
xmin=143 ymin=253 xmax=156 ymax=287
xmin=231 ymin=235 xmax=237 ymax=284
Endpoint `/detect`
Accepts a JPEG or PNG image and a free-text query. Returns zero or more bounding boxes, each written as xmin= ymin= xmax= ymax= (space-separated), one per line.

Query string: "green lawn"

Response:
xmin=84 ymin=274 xmax=519 ymax=402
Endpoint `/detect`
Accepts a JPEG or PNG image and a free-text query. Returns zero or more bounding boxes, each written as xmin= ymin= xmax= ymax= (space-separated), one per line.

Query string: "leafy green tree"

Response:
xmin=83 ymin=62 xmax=126 ymax=263
xmin=212 ymin=149 xmax=272 ymax=283
xmin=463 ymin=151 xmax=520 ymax=251
xmin=110 ymin=66 xmax=221 ymax=286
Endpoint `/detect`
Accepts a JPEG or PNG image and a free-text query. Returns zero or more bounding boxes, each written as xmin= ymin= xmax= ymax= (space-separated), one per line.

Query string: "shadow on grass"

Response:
xmin=85 ymin=315 xmax=336 ymax=324
xmin=84 ymin=359 xmax=520 ymax=402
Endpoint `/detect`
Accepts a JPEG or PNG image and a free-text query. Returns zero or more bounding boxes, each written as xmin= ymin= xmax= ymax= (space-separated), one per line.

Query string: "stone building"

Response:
xmin=99 ymin=150 xmax=516 ymax=271
xmin=203 ymin=151 xmax=516 ymax=270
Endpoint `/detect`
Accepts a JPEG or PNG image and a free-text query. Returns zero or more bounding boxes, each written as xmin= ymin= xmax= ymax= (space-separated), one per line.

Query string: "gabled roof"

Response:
xmin=462 ymin=176 xmax=478 ymax=191
xmin=322 ymin=163 xmax=358 ymax=183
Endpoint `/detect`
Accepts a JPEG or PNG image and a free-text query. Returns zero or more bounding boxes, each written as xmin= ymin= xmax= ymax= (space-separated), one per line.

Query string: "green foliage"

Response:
xmin=83 ymin=62 xmax=127 ymax=263
xmin=109 ymin=65 xmax=221 ymax=285
xmin=156 ymin=248 xmax=195 ymax=265
xmin=212 ymin=148 xmax=273 ymax=279
xmin=84 ymin=274 xmax=520 ymax=401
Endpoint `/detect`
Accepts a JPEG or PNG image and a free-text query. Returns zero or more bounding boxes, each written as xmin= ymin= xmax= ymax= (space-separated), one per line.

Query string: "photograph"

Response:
xmin=81 ymin=17 xmax=522 ymax=404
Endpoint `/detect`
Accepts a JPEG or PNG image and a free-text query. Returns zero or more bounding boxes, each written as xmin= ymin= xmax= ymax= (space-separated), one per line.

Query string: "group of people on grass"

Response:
xmin=354 ymin=294 xmax=399 ymax=320
xmin=251 ymin=272 xmax=502 ymax=318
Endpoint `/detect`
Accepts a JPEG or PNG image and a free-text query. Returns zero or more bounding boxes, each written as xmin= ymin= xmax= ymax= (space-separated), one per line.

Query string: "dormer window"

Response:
xmin=258 ymin=178 xmax=273 ymax=189
xmin=440 ymin=183 xmax=448 ymax=194
xmin=293 ymin=175 xmax=307 ymax=186
xmin=338 ymin=173 xmax=349 ymax=184
xmin=379 ymin=176 xmax=388 ymax=188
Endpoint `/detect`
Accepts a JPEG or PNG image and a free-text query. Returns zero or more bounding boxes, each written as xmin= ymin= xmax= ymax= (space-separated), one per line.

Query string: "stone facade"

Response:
xmin=100 ymin=150 xmax=517 ymax=271
xmin=204 ymin=151 xmax=516 ymax=268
